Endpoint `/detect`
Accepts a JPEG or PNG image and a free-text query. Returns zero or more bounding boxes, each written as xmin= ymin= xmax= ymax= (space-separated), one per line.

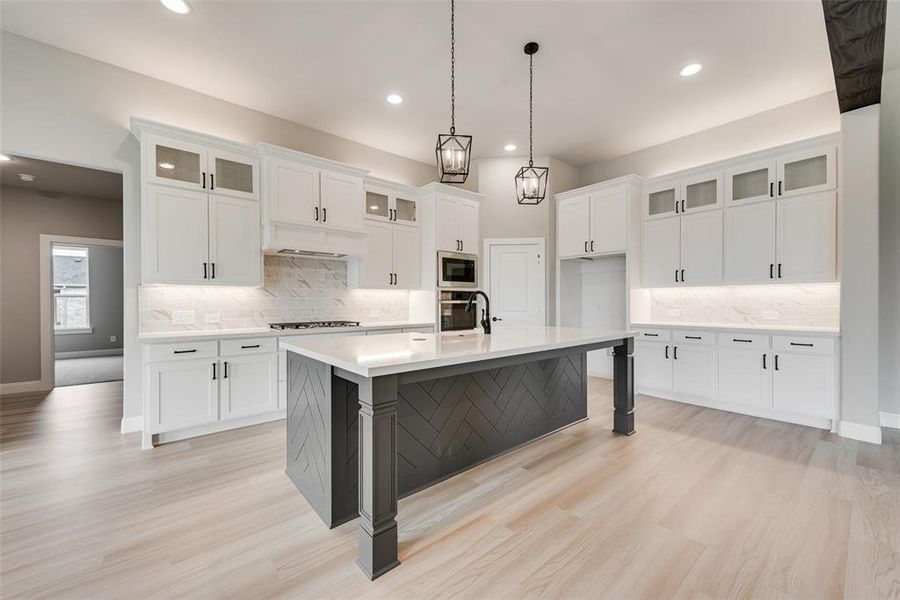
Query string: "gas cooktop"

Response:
xmin=269 ymin=320 xmax=361 ymax=330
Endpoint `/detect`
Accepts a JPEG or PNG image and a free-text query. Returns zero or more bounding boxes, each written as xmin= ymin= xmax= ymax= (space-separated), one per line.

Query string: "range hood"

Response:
xmin=277 ymin=249 xmax=346 ymax=258
xmin=262 ymin=221 xmax=366 ymax=258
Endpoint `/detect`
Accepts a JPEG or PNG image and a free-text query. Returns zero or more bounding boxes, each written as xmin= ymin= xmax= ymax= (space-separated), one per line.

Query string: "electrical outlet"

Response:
xmin=109 ymin=335 xmax=117 ymax=343
xmin=205 ymin=312 xmax=221 ymax=324
xmin=172 ymin=310 xmax=195 ymax=325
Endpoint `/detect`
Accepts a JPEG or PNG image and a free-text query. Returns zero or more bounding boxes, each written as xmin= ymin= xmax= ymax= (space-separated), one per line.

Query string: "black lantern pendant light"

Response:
xmin=435 ymin=0 xmax=472 ymax=184
xmin=515 ymin=42 xmax=549 ymax=205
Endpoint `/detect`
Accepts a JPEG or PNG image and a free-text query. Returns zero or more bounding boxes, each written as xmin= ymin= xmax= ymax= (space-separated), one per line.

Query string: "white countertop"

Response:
xmin=280 ymin=326 xmax=634 ymax=378
xmin=137 ymin=321 xmax=436 ymax=343
xmin=631 ymin=322 xmax=840 ymax=337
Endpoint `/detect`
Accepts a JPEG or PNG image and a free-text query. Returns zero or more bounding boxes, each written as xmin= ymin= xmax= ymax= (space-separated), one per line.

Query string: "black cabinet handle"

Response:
xmin=770 ymin=182 xmax=774 ymax=198
xmin=665 ymin=345 xmax=669 ymax=359
xmin=202 ymin=172 xmax=206 ymax=189
xmin=585 ymin=241 xmax=588 ymax=253
xmin=685 ymin=335 xmax=702 ymax=340
xmin=675 ymin=200 xmax=680 ymax=214
xmin=770 ymin=264 xmax=774 ymax=279
xmin=388 ymin=272 xmax=393 ymax=286
xmin=590 ymin=240 xmax=594 ymax=252
xmin=673 ymin=346 xmax=678 ymax=360
xmin=315 ymin=206 xmax=319 ymax=221
xmin=210 ymin=173 xmax=214 ymax=190
xmin=393 ymin=273 xmax=397 ymax=285
xmin=675 ymin=269 xmax=679 ymax=283
xmin=224 ymin=361 xmax=229 ymax=378
xmin=173 ymin=349 xmax=197 ymax=354
xmin=778 ymin=181 xmax=783 ymax=196
xmin=733 ymin=338 xmax=752 ymax=343
xmin=203 ymin=262 xmax=208 ymax=279
xmin=790 ymin=342 xmax=814 ymax=347
xmin=774 ymin=355 xmax=779 ymax=370
xmin=240 ymin=344 xmax=260 ymax=349
xmin=778 ymin=263 xmax=782 ymax=278
xmin=322 ymin=207 xmax=327 ymax=222
xmin=763 ymin=354 xmax=767 ymax=369
xmin=643 ymin=333 xmax=659 ymax=337
xmin=681 ymin=199 xmax=685 ymax=213
xmin=212 ymin=362 xmax=217 ymax=380
xmin=680 ymin=269 xmax=685 ymax=282
xmin=211 ymin=262 xmax=216 ymax=279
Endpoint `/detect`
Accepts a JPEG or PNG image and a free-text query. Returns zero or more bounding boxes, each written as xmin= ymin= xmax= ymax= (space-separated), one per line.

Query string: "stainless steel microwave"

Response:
xmin=437 ymin=251 xmax=478 ymax=288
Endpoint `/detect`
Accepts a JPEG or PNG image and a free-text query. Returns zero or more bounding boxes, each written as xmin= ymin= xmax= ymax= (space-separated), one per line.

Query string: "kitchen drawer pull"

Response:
xmin=643 ymin=333 xmax=659 ymax=337
xmin=790 ymin=342 xmax=814 ymax=347
xmin=685 ymin=335 xmax=702 ymax=340
xmin=733 ymin=338 xmax=752 ymax=343
xmin=240 ymin=344 xmax=260 ymax=349
xmin=173 ymin=349 xmax=197 ymax=354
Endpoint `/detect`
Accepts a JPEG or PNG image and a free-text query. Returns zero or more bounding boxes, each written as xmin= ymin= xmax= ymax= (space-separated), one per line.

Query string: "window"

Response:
xmin=53 ymin=246 xmax=90 ymax=332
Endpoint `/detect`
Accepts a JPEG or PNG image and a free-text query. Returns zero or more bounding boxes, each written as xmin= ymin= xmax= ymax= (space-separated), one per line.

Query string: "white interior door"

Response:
xmin=487 ymin=241 xmax=545 ymax=327
xmin=208 ymin=195 xmax=261 ymax=285
xmin=557 ymin=196 xmax=590 ymax=258
xmin=679 ymin=211 xmax=723 ymax=285
xmin=457 ymin=199 xmax=479 ymax=253
xmin=724 ymin=202 xmax=777 ymax=284
xmin=776 ymin=191 xmax=836 ymax=282
xmin=144 ymin=184 xmax=209 ymax=284
xmin=361 ymin=220 xmax=394 ymax=289
xmin=642 ymin=217 xmax=680 ymax=287
xmin=392 ymin=225 xmax=420 ymax=290
xmin=436 ymin=196 xmax=460 ymax=252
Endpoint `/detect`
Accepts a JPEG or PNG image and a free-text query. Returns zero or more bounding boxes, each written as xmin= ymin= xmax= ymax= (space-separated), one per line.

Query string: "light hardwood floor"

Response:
xmin=1 ymin=379 xmax=898 ymax=599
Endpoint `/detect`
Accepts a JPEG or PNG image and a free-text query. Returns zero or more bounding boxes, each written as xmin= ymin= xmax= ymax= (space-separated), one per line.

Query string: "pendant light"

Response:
xmin=515 ymin=42 xmax=549 ymax=205
xmin=435 ymin=0 xmax=472 ymax=184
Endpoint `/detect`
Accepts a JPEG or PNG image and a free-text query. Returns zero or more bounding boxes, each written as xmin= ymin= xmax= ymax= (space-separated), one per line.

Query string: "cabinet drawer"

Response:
xmin=773 ymin=335 xmax=835 ymax=355
xmin=147 ymin=341 xmax=218 ymax=362
xmin=673 ymin=330 xmax=714 ymax=345
xmin=717 ymin=333 xmax=770 ymax=349
xmin=220 ymin=337 xmax=276 ymax=357
xmin=634 ymin=328 xmax=670 ymax=342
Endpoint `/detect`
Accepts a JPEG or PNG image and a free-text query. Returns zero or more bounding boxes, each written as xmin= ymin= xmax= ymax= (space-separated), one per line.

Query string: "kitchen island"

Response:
xmin=280 ymin=326 xmax=635 ymax=579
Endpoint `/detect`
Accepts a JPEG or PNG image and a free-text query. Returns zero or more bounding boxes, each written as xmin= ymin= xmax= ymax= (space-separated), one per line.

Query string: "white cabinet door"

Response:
xmin=776 ymin=191 xmax=836 ymax=283
xmin=772 ymin=352 xmax=834 ymax=417
xmin=557 ymin=196 xmax=591 ymax=258
xmin=144 ymin=184 xmax=209 ymax=284
xmin=643 ymin=217 xmax=680 ymax=287
xmin=268 ymin=158 xmax=319 ymax=225
xmin=680 ymin=211 xmax=723 ymax=285
xmin=458 ymin=199 xmax=479 ymax=254
xmin=220 ymin=354 xmax=277 ymax=420
xmin=321 ymin=171 xmax=364 ymax=231
xmin=208 ymin=149 xmax=259 ymax=201
xmin=672 ymin=344 xmax=717 ymax=399
xmin=392 ymin=224 xmax=421 ymax=290
xmin=718 ymin=348 xmax=771 ymax=407
xmin=590 ymin=190 xmax=627 ymax=254
xmin=208 ymin=195 xmax=261 ymax=285
xmin=725 ymin=158 xmax=776 ymax=206
xmin=436 ymin=196 xmax=461 ymax=252
xmin=145 ymin=135 xmax=208 ymax=192
xmin=644 ymin=179 xmax=679 ymax=220
xmin=361 ymin=220 xmax=394 ymax=289
xmin=776 ymin=145 xmax=836 ymax=198
xmin=634 ymin=341 xmax=672 ymax=392
xmin=147 ymin=359 xmax=218 ymax=433
xmin=393 ymin=195 xmax=418 ymax=226
xmin=680 ymin=171 xmax=723 ymax=214
xmin=724 ymin=202 xmax=777 ymax=284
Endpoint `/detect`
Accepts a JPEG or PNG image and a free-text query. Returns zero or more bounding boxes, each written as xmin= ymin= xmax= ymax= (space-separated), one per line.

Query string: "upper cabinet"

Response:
xmin=725 ymin=158 xmax=776 ymax=206
xmin=644 ymin=179 xmax=679 ymax=220
xmin=557 ymin=186 xmax=630 ymax=259
xmin=644 ymin=173 xmax=721 ymax=220
xmin=365 ymin=179 xmax=418 ymax=226
xmin=267 ymin=158 xmax=319 ymax=225
xmin=776 ymin=145 xmax=836 ymax=198
xmin=436 ymin=194 xmax=479 ymax=253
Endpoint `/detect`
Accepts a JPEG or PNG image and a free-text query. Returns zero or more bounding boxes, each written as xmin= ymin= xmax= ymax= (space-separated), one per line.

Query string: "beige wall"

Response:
xmin=577 ymin=91 xmax=840 ymax=184
xmin=0 ymin=186 xmax=123 ymax=384
xmin=880 ymin=67 xmax=900 ymax=417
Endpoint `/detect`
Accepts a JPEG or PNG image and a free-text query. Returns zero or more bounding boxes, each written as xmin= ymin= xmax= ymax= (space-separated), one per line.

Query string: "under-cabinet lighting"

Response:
xmin=0 ymin=154 xmax=11 ymax=161
xmin=160 ymin=0 xmax=192 ymax=14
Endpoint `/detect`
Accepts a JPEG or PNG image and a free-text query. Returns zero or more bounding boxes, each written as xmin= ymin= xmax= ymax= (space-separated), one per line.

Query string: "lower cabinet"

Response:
xmin=147 ymin=358 xmax=219 ymax=434
xmin=672 ymin=343 xmax=717 ymax=399
xmin=718 ymin=347 xmax=771 ymax=408
xmin=634 ymin=340 xmax=671 ymax=391
xmin=772 ymin=351 xmax=835 ymax=417
xmin=220 ymin=353 xmax=278 ymax=420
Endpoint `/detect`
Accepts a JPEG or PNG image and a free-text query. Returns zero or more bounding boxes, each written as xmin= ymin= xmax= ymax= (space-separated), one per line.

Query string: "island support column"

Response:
xmin=356 ymin=374 xmax=401 ymax=580
xmin=613 ymin=337 xmax=635 ymax=435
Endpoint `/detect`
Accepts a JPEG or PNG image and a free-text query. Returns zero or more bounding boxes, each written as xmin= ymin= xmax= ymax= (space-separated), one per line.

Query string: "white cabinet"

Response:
xmin=724 ymin=202 xmax=777 ymax=283
xmin=644 ymin=179 xmax=679 ymax=220
xmin=321 ymin=171 xmax=364 ymax=231
xmin=772 ymin=352 xmax=834 ymax=417
xmin=143 ymin=184 xmax=261 ymax=286
xmin=437 ymin=195 xmax=479 ymax=253
xmin=725 ymin=158 xmax=776 ymax=206
xmin=267 ymin=158 xmax=319 ymax=225
xmin=220 ymin=353 xmax=278 ymax=420
xmin=775 ymin=191 xmax=836 ymax=282
xmin=680 ymin=172 xmax=723 ymax=214
xmin=671 ymin=334 xmax=717 ymax=399
xmin=359 ymin=220 xmax=420 ymax=290
xmin=590 ymin=190 xmax=628 ymax=255
xmin=147 ymin=358 xmax=218 ymax=433
xmin=634 ymin=340 xmax=672 ymax=391
xmin=365 ymin=183 xmax=418 ymax=226
xmin=208 ymin=149 xmax=259 ymax=200
xmin=557 ymin=196 xmax=591 ymax=258
xmin=208 ymin=196 xmax=262 ymax=285
xmin=393 ymin=225 xmax=420 ymax=289
xmin=776 ymin=145 xmax=836 ymax=198
xmin=679 ymin=211 xmax=723 ymax=285
xmin=642 ymin=217 xmax=680 ymax=286
xmin=718 ymin=347 xmax=771 ymax=408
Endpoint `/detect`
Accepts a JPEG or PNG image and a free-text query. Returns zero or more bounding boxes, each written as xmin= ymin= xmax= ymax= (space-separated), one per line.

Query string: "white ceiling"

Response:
xmin=0 ymin=1 xmax=838 ymax=167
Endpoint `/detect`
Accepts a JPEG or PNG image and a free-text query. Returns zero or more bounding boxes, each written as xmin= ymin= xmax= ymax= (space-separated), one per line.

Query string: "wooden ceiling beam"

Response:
xmin=822 ymin=0 xmax=888 ymax=113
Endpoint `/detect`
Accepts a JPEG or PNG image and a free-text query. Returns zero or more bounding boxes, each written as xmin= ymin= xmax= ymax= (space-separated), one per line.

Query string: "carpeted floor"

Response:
xmin=54 ymin=355 xmax=123 ymax=387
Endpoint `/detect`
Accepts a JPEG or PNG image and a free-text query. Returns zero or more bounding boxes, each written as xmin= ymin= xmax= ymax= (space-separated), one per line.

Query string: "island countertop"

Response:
xmin=280 ymin=326 xmax=635 ymax=377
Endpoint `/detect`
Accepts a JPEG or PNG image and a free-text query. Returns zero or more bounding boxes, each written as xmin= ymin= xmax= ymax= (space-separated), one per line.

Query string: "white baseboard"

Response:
xmin=0 ymin=380 xmax=51 ymax=396
xmin=120 ymin=415 xmax=143 ymax=433
xmin=838 ymin=420 xmax=883 ymax=444
xmin=880 ymin=411 xmax=900 ymax=430
xmin=56 ymin=348 xmax=123 ymax=359
xmin=151 ymin=410 xmax=286 ymax=447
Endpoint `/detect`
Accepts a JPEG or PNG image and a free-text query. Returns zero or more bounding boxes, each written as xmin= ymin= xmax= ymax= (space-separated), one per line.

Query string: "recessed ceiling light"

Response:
xmin=158 ymin=162 xmax=175 ymax=170
xmin=0 ymin=154 xmax=11 ymax=162
xmin=504 ymin=144 xmax=517 ymax=152
xmin=160 ymin=0 xmax=192 ymax=14
xmin=18 ymin=173 xmax=35 ymax=182
xmin=680 ymin=63 xmax=703 ymax=77
xmin=386 ymin=94 xmax=403 ymax=105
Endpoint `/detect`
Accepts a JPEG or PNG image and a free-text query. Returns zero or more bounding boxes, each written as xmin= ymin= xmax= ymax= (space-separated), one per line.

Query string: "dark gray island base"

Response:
xmin=284 ymin=333 xmax=634 ymax=580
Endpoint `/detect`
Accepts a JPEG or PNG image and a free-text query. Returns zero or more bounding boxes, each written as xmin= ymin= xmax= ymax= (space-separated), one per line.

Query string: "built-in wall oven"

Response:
xmin=439 ymin=290 xmax=477 ymax=332
xmin=437 ymin=251 xmax=477 ymax=288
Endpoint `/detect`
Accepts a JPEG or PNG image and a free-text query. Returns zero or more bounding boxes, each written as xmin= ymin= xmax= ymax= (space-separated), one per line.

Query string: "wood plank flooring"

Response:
xmin=1 ymin=380 xmax=898 ymax=599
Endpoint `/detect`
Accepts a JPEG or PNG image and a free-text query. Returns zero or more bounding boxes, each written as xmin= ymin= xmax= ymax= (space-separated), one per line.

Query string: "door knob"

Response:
xmin=491 ymin=317 xmax=502 ymax=322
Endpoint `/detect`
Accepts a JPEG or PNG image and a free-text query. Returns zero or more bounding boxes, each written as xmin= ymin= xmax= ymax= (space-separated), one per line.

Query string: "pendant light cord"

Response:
xmin=450 ymin=0 xmax=456 ymax=135
xmin=528 ymin=52 xmax=534 ymax=167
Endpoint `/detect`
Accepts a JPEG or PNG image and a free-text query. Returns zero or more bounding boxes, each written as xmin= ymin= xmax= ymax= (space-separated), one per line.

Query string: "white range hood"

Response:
xmin=262 ymin=222 xmax=366 ymax=259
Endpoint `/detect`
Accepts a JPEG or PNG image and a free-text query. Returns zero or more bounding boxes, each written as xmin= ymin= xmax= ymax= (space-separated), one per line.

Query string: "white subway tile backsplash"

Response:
xmin=139 ymin=256 xmax=410 ymax=332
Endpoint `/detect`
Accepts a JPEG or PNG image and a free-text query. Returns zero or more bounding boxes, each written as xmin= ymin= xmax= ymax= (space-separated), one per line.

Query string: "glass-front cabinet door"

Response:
xmin=680 ymin=171 xmax=723 ymax=214
xmin=644 ymin=179 xmax=678 ymax=220
xmin=394 ymin=196 xmax=417 ymax=224
xmin=725 ymin=159 xmax=776 ymax=205
xmin=776 ymin=145 xmax=836 ymax=198
xmin=209 ymin=150 xmax=259 ymax=200
xmin=149 ymin=136 xmax=208 ymax=191
xmin=365 ymin=191 xmax=390 ymax=221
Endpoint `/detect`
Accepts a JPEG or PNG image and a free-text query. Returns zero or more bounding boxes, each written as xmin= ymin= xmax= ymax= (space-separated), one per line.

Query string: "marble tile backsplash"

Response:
xmin=139 ymin=257 xmax=409 ymax=332
xmin=648 ymin=283 xmax=840 ymax=328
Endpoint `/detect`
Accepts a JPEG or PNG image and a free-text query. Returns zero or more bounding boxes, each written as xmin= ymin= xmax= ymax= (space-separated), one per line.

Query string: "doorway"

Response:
xmin=483 ymin=238 xmax=546 ymax=327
